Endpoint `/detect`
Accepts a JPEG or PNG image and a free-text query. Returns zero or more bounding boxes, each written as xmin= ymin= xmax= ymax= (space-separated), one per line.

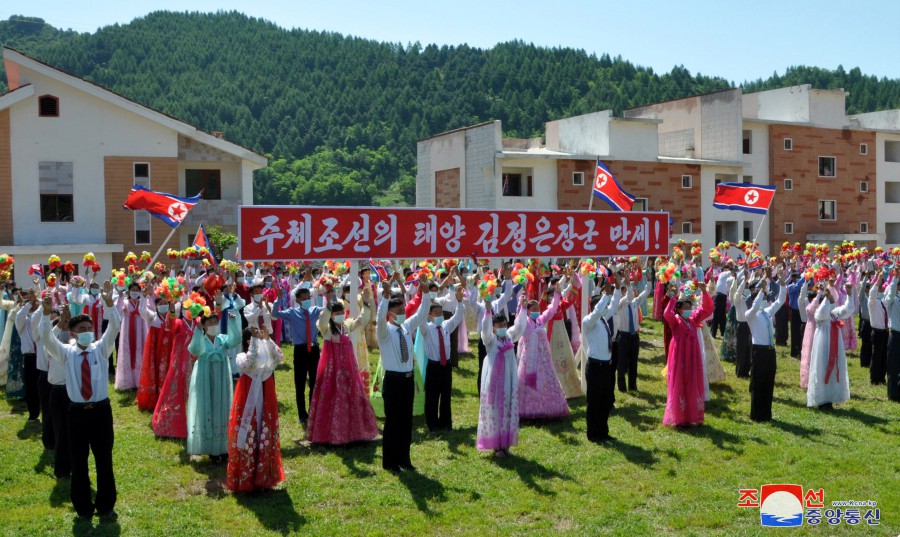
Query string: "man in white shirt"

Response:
xmin=614 ymin=275 xmax=652 ymax=392
xmin=711 ymin=263 xmax=735 ymax=338
xmin=15 ymin=291 xmax=39 ymax=421
xmin=582 ymin=286 xmax=620 ymax=442
xmin=434 ymin=268 xmax=465 ymax=367
xmin=884 ymin=272 xmax=900 ymax=402
xmin=744 ymin=276 xmax=787 ymax=422
xmin=868 ymin=272 xmax=889 ymax=386
xmin=376 ymin=278 xmax=430 ymax=472
xmin=422 ymin=288 xmax=465 ymax=432
xmin=39 ymin=281 xmax=120 ymax=519
xmin=31 ymin=304 xmax=58 ymax=450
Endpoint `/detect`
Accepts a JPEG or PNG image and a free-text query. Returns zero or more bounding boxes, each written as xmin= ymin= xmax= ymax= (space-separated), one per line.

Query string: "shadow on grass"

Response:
xmin=397 ymin=469 xmax=450 ymax=516
xmin=453 ymin=367 xmax=475 ymax=379
xmin=5 ymin=398 xmax=26 ymax=414
xmin=235 ymin=488 xmax=306 ymax=535
xmin=607 ymin=437 xmax=660 ymax=467
xmin=494 ymin=453 xmax=573 ymax=496
xmin=832 ymin=407 xmax=892 ymax=432
xmin=50 ymin=476 xmax=69 ymax=507
xmin=768 ymin=419 xmax=821 ymax=440
xmin=184 ymin=452 xmax=228 ymax=498
xmin=16 ymin=419 xmax=41 ymax=440
xmin=34 ymin=446 xmax=53 ymax=474
xmin=286 ymin=440 xmax=381 ymax=478
xmin=440 ymin=425 xmax=476 ymax=456
xmin=613 ymin=404 xmax=659 ymax=432
xmin=115 ymin=390 xmax=136 ymax=408
xmin=680 ymin=422 xmax=754 ymax=455
xmin=71 ymin=514 xmax=121 ymax=537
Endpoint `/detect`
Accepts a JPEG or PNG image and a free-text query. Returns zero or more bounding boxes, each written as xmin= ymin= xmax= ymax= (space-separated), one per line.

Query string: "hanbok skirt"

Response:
xmin=548 ymin=322 xmax=584 ymax=398
xmin=477 ymin=351 xmax=519 ymax=451
xmin=227 ymin=375 xmax=284 ymax=492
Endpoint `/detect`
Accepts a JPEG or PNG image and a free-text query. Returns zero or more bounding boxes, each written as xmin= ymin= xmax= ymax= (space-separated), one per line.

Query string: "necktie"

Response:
xmin=305 ymin=311 xmax=312 ymax=352
xmin=628 ymin=304 xmax=635 ymax=333
xmin=398 ymin=328 xmax=409 ymax=364
xmin=438 ymin=327 xmax=447 ymax=366
xmin=881 ymin=302 xmax=888 ymax=329
xmin=80 ymin=351 xmax=93 ymax=401
xmin=601 ymin=318 xmax=612 ymax=352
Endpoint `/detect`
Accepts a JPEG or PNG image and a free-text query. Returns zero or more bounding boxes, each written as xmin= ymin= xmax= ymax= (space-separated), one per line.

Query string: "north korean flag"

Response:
xmin=369 ymin=259 xmax=389 ymax=282
xmin=593 ymin=160 xmax=635 ymax=212
xmin=193 ymin=225 xmax=217 ymax=265
xmin=713 ymin=183 xmax=776 ymax=215
xmin=123 ymin=185 xmax=201 ymax=228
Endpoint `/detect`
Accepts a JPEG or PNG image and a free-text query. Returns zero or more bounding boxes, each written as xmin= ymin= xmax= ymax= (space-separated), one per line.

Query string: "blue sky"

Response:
xmin=2 ymin=0 xmax=899 ymax=83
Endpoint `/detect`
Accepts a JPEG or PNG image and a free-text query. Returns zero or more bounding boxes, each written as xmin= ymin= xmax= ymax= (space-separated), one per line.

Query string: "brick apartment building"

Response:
xmin=417 ymin=85 xmax=900 ymax=252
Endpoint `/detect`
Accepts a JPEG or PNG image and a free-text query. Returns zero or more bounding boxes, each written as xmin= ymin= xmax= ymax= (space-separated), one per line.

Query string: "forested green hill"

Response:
xmin=2 ymin=11 xmax=898 ymax=206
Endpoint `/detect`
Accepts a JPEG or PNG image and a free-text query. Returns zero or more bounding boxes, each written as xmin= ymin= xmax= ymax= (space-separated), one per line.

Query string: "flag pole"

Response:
xmin=587 ymin=156 xmax=599 ymax=212
xmin=146 ymin=224 xmax=181 ymax=271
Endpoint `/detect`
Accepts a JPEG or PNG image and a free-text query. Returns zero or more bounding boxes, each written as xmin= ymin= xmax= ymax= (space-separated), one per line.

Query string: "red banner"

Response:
xmin=238 ymin=206 xmax=669 ymax=261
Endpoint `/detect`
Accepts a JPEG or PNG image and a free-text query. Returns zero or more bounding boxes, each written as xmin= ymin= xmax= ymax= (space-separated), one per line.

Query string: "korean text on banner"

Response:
xmin=239 ymin=206 xmax=669 ymax=261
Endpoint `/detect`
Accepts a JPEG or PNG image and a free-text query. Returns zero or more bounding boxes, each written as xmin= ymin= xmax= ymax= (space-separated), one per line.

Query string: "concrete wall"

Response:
xmin=627 ymin=96 xmax=702 ymax=158
xmin=876 ymin=132 xmax=900 ymax=245
xmin=609 ymin=121 xmax=659 ymax=161
xmin=464 ymin=122 xmax=500 ymax=209
xmin=546 ymin=110 xmax=612 ymax=156
xmin=495 ymin=158 xmax=557 ymax=211
xmin=809 ymin=90 xmax=849 ymax=128
xmin=416 ymin=129 xmax=465 ymax=207
xmin=700 ymin=90 xmax=743 ymax=162
xmin=742 ymin=120 xmax=770 ymax=184
xmin=0 ymin=109 xmax=11 ymax=244
xmin=9 ymin=67 xmax=178 ymax=246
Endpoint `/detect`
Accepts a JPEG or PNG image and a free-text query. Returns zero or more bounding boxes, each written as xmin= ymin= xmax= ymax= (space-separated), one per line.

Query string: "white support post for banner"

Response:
xmin=348 ymin=260 xmax=360 ymax=351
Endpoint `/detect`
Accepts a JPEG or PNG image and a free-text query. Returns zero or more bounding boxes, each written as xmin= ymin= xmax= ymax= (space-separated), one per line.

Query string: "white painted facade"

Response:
xmin=546 ymin=110 xmax=660 ymax=161
xmin=495 ymin=156 xmax=558 ymax=211
xmin=875 ymin=132 xmax=900 ymax=246
xmin=0 ymin=47 xmax=266 ymax=276
xmin=740 ymin=120 xmax=771 ymax=186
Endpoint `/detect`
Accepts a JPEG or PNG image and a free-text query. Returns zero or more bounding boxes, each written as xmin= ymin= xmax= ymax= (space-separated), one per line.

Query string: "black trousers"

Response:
xmin=586 ymin=358 xmax=613 ymax=440
xmin=49 ymin=385 xmax=71 ymax=478
xmin=425 ymin=360 xmax=452 ymax=431
xmin=735 ymin=322 xmax=752 ymax=378
xmin=442 ymin=311 xmax=460 ymax=367
xmin=609 ymin=347 xmax=618 ymax=409
xmin=749 ymin=345 xmax=776 ymax=422
xmin=293 ymin=344 xmax=320 ymax=420
xmin=68 ymin=400 xmax=115 ymax=518
xmin=23 ymin=353 xmax=39 ymax=420
xmin=37 ymin=371 xmax=54 ymax=449
xmin=616 ymin=332 xmax=639 ymax=392
xmin=774 ymin=304 xmax=789 ymax=346
xmin=789 ymin=308 xmax=805 ymax=358
xmin=382 ymin=372 xmax=414 ymax=470
xmin=886 ymin=331 xmax=900 ymax=401
xmin=871 ymin=328 xmax=888 ymax=384
xmin=711 ymin=293 xmax=728 ymax=338
xmin=108 ymin=322 xmax=115 ymax=376
xmin=858 ymin=318 xmax=872 ymax=367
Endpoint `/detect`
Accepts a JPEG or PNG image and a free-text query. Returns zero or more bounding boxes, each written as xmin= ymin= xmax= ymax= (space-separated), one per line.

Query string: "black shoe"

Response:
xmin=383 ymin=465 xmax=401 ymax=474
xmin=401 ymin=464 xmax=417 ymax=472
xmin=98 ymin=510 xmax=117 ymax=520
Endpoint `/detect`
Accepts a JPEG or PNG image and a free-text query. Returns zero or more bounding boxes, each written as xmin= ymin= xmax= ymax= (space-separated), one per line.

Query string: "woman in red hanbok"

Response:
xmin=152 ymin=317 xmax=194 ymax=438
xmin=662 ymin=286 xmax=713 ymax=427
xmin=306 ymin=292 xmax=378 ymax=445
xmin=227 ymin=326 xmax=284 ymax=492
xmin=136 ymin=292 xmax=177 ymax=411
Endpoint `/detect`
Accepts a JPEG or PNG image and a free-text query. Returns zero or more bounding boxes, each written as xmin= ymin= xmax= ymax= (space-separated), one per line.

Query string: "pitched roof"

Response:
xmin=2 ymin=47 xmax=267 ymax=167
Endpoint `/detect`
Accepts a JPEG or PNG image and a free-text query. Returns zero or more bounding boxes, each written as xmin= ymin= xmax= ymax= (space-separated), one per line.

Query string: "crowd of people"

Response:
xmin=0 ymin=240 xmax=898 ymax=519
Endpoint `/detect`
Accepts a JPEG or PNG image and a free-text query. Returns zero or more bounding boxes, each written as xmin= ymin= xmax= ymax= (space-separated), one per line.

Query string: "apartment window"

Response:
xmin=860 ymin=222 xmax=869 ymax=234
xmin=39 ymin=161 xmax=74 ymax=222
xmin=714 ymin=178 xmax=722 ymax=186
xmin=682 ymin=222 xmax=693 ymax=234
xmin=632 ymin=198 xmax=648 ymax=211
xmin=885 ymin=141 xmax=900 ymax=163
xmin=186 ymin=169 xmax=222 ymax=200
xmin=742 ymin=175 xmax=752 ymax=184
xmin=501 ymin=173 xmax=533 ymax=197
xmin=784 ymin=138 xmax=792 ymax=151
xmin=38 ymin=95 xmax=59 ymax=117
xmin=860 ymin=143 xmax=868 ymax=155
xmin=572 ymin=171 xmax=584 ymax=186
xmin=860 ymin=181 xmax=869 ymax=193
xmin=134 ymin=162 xmax=151 ymax=244
xmin=818 ymin=200 xmax=836 ymax=221
xmin=818 ymin=156 xmax=836 ymax=178
xmin=681 ymin=175 xmax=692 ymax=188
xmin=784 ymin=178 xmax=793 ymax=191
xmin=785 ymin=222 xmax=794 ymax=235
xmin=742 ymin=130 xmax=752 ymax=154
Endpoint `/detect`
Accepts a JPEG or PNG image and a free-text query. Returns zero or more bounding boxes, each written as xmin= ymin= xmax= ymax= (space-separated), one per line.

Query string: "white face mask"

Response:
xmin=236 ymin=277 xmax=245 ymax=284
xmin=742 ymin=290 xmax=751 ymax=298
xmin=332 ymin=314 xmax=345 ymax=324
xmin=392 ymin=313 xmax=406 ymax=325
xmin=427 ymin=292 xmax=437 ymax=300
xmin=253 ymin=294 xmax=262 ymax=303
xmin=90 ymin=288 xmax=100 ymax=296
xmin=76 ymin=332 xmax=95 ymax=347
xmin=157 ymin=304 xmax=170 ymax=314
xmin=496 ymin=327 xmax=508 ymax=338
xmin=129 ymin=291 xmax=141 ymax=300
xmin=681 ymin=308 xmax=693 ymax=319
xmin=206 ymin=325 xmax=220 ymax=337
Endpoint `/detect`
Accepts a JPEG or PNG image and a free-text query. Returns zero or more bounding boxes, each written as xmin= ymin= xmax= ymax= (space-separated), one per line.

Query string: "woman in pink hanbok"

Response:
xmin=509 ymin=287 xmax=569 ymax=420
xmin=152 ymin=317 xmax=194 ymax=438
xmin=662 ymin=287 xmax=712 ymax=427
xmin=800 ymin=287 xmax=824 ymax=390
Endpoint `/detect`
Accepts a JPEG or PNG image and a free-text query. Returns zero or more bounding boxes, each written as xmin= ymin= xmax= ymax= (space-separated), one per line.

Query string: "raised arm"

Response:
xmin=537 ymin=291 xmax=561 ymax=325
xmin=583 ymin=293 xmax=611 ymax=330
xmin=480 ymin=307 xmax=495 ymax=348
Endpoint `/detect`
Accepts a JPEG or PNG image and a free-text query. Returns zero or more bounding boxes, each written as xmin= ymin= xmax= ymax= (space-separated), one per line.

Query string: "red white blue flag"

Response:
xmin=123 ymin=185 xmax=200 ymax=228
xmin=593 ymin=161 xmax=635 ymax=212
xmin=368 ymin=259 xmax=389 ymax=282
xmin=193 ymin=225 xmax=217 ymax=264
xmin=713 ymin=183 xmax=775 ymax=215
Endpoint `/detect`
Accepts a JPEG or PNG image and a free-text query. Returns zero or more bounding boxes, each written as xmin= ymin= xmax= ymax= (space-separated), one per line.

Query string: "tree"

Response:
xmin=205 ymin=225 xmax=238 ymax=261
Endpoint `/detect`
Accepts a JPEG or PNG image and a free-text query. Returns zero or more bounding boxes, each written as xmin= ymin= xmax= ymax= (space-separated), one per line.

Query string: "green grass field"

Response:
xmin=1 ymin=319 xmax=898 ymax=536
